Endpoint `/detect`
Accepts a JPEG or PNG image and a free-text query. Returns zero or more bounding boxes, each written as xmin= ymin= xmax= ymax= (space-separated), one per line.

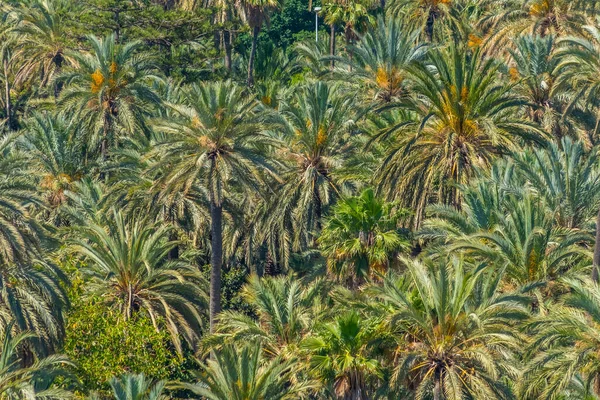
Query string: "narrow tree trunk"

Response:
xmin=113 ymin=10 xmax=120 ymax=42
xmin=593 ymin=208 xmax=600 ymax=282
xmin=53 ymin=55 xmax=64 ymax=99
xmin=224 ymin=29 xmax=232 ymax=71
xmin=209 ymin=199 xmax=223 ymax=333
xmin=433 ymin=377 xmax=441 ymax=400
xmin=425 ymin=9 xmax=435 ymax=42
xmin=3 ymin=57 xmax=12 ymax=131
xmin=330 ymin=24 xmax=336 ymax=69
xmin=594 ymin=371 xmax=600 ymax=397
xmin=247 ymin=26 xmax=260 ymax=87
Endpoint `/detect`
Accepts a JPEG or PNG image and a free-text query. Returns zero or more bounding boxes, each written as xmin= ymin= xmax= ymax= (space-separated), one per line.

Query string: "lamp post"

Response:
xmin=314 ymin=7 xmax=322 ymax=42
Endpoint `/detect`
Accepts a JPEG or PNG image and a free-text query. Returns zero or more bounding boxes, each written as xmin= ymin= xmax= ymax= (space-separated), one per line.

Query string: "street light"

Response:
xmin=314 ymin=7 xmax=322 ymax=42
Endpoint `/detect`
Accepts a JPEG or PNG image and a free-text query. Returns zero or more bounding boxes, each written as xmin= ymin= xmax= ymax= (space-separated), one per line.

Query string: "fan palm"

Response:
xmin=152 ymin=80 xmax=275 ymax=332
xmin=319 ymin=188 xmax=408 ymax=287
xmin=302 ymin=311 xmax=382 ymax=400
xmin=370 ymin=257 xmax=529 ymax=400
xmin=524 ymin=277 xmax=600 ymax=398
xmin=184 ymin=343 xmax=312 ymax=400
xmin=58 ymin=34 xmax=162 ymax=159
xmin=70 ymin=210 xmax=208 ymax=353
xmin=375 ymin=45 xmax=543 ymax=225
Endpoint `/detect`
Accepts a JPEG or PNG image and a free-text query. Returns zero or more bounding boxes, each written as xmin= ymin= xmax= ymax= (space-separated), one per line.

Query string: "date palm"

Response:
xmin=370 ymin=257 xmax=529 ymax=400
xmin=341 ymin=16 xmax=427 ymax=103
xmin=0 ymin=326 xmax=72 ymax=400
xmin=18 ymin=113 xmax=87 ymax=223
xmin=272 ymin=81 xmax=357 ymax=248
xmin=99 ymin=374 xmax=167 ymax=400
xmin=8 ymin=0 xmax=74 ymax=97
xmin=184 ymin=344 xmax=312 ymax=400
xmin=59 ymin=34 xmax=162 ymax=159
xmin=375 ymin=46 xmax=543 ymax=225
xmin=70 ymin=210 xmax=208 ymax=353
xmin=524 ymin=277 xmax=600 ymax=398
xmin=236 ymin=0 xmax=283 ymax=86
xmin=209 ymin=275 xmax=326 ymax=357
xmin=152 ymin=80 xmax=275 ymax=333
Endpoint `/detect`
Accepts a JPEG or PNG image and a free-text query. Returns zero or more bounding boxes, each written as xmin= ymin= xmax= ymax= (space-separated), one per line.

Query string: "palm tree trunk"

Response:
xmin=224 ymin=29 xmax=232 ymax=71
xmin=426 ymin=9 xmax=436 ymax=42
xmin=330 ymin=24 xmax=336 ymax=69
xmin=433 ymin=371 xmax=442 ymax=400
xmin=593 ymin=208 xmax=600 ymax=282
xmin=209 ymin=199 xmax=223 ymax=333
xmin=247 ymin=25 xmax=260 ymax=87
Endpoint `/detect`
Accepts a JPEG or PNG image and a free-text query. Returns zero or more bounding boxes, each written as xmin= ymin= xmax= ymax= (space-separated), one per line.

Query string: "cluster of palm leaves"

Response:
xmin=1 ymin=0 xmax=600 ymax=399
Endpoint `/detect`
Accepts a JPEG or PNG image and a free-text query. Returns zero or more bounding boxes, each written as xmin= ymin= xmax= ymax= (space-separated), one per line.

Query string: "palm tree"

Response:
xmin=374 ymin=46 xmax=543 ymax=225
xmin=322 ymin=0 xmax=374 ymax=70
xmin=524 ymin=277 xmax=600 ymax=398
xmin=236 ymin=0 xmax=283 ymax=86
xmin=554 ymin=21 xmax=600 ymax=144
xmin=8 ymin=0 xmax=73 ymax=97
xmin=70 ymin=210 xmax=208 ymax=353
xmin=319 ymin=188 xmax=408 ymax=287
xmin=302 ymin=311 xmax=382 ymax=400
xmin=209 ymin=275 xmax=327 ymax=357
xmin=58 ymin=34 xmax=162 ymax=159
xmin=18 ymin=113 xmax=87 ymax=221
xmin=92 ymin=374 xmax=167 ymax=400
xmin=511 ymin=138 xmax=600 ymax=229
xmin=183 ymin=344 xmax=312 ymax=400
xmin=152 ymin=80 xmax=274 ymax=333
xmin=271 ymin=81 xmax=357 ymax=248
xmin=508 ymin=35 xmax=562 ymax=135
xmin=370 ymin=257 xmax=529 ymax=400
xmin=339 ymin=16 xmax=427 ymax=103
xmin=0 ymin=326 xmax=72 ymax=399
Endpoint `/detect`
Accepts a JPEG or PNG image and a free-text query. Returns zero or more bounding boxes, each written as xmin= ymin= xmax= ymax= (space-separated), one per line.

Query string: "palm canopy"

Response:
xmin=58 ymin=34 xmax=162 ymax=159
xmin=98 ymin=373 xmax=167 ymax=400
xmin=369 ymin=257 xmax=529 ymax=399
xmin=7 ymin=0 xmax=73 ymax=93
xmin=208 ymin=275 xmax=327 ymax=358
xmin=152 ymin=80 xmax=274 ymax=206
xmin=319 ymin=188 xmax=408 ymax=287
xmin=70 ymin=210 xmax=208 ymax=353
xmin=0 ymin=326 xmax=72 ymax=400
xmin=340 ymin=16 xmax=428 ymax=103
xmin=524 ymin=277 xmax=600 ymax=399
xmin=270 ymin=81 xmax=358 ymax=246
xmin=302 ymin=311 xmax=383 ymax=400
xmin=184 ymin=343 xmax=313 ymax=400
xmin=375 ymin=45 xmax=544 ymax=225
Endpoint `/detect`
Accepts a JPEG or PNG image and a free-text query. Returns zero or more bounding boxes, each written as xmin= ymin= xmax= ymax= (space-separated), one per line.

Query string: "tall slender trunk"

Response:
xmin=3 ymin=57 xmax=12 ymax=131
xmin=247 ymin=25 xmax=260 ymax=87
xmin=113 ymin=10 xmax=120 ymax=42
xmin=433 ymin=370 xmax=442 ymax=400
xmin=594 ymin=372 xmax=600 ymax=397
xmin=330 ymin=24 xmax=336 ymax=69
xmin=425 ymin=9 xmax=436 ymax=42
xmin=53 ymin=55 xmax=63 ymax=99
xmin=224 ymin=29 xmax=232 ymax=71
xmin=593 ymin=208 xmax=600 ymax=282
xmin=209 ymin=199 xmax=223 ymax=333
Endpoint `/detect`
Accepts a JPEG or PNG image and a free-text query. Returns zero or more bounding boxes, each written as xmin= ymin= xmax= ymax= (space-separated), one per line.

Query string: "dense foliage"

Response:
xmin=2 ymin=0 xmax=600 ymax=399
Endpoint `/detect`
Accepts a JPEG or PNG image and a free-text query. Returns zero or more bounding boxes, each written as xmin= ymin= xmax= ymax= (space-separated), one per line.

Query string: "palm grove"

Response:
xmin=3 ymin=0 xmax=600 ymax=398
